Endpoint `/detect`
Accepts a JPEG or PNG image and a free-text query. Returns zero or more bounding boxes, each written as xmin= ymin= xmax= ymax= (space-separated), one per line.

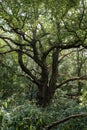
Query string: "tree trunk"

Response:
xmin=37 ymin=84 xmax=49 ymax=107
xmin=37 ymin=48 xmax=60 ymax=107
xmin=37 ymin=83 xmax=57 ymax=107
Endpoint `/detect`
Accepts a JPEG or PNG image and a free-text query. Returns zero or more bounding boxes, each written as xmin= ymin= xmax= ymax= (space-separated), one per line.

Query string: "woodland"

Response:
xmin=0 ymin=0 xmax=87 ymax=129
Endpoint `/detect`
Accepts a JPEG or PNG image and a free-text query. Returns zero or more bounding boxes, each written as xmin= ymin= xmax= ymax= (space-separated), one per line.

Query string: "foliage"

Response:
xmin=0 ymin=0 xmax=87 ymax=129
xmin=0 ymin=53 xmax=38 ymax=109
xmin=0 ymin=104 xmax=44 ymax=130
xmin=0 ymin=94 xmax=87 ymax=130
xmin=0 ymin=0 xmax=87 ymax=106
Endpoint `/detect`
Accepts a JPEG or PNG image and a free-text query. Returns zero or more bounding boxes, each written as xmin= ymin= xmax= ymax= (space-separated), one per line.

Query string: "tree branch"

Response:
xmin=11 ymin=28 xmax=32 ymax=44
xmin=57 ymin=75 xmax=87 ymax=88
xmin=0 ymin=49 xmax=34 ymax=59
xmin=18 ymin=47 xmax=40 ymax=86
xmin=0 ymin=35 xmax=29 ymax=46
xmin=45 ymin=113 xmax=87 ymax=130
xmin=43 ymin=41 xmax=82 ymax=58
xmin=58 ymin=48 xmax=84 ymax=63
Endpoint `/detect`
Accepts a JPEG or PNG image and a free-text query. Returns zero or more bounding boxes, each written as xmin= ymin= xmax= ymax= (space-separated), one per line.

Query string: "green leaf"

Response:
xmin=4 ymin=102 xmax=8 ymax=108
xmin=30 ymin=124 xmax=33 ymax=130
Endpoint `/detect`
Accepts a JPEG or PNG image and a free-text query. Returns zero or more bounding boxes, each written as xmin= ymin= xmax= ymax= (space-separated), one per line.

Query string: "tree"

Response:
xmin=0 ymin=0 xmax=87 ymax=107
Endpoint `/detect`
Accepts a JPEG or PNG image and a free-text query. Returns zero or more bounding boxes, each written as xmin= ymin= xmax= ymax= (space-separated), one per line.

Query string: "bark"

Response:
xmin=18 ymin=47 xmax=40 ymax=86
xmin=37 ymin=48 xmax=60 ymax=107
xmin=36 ymin=53 xmax=49 ymax=106
xmin=48 ymin=48 xmax=60 ymax=100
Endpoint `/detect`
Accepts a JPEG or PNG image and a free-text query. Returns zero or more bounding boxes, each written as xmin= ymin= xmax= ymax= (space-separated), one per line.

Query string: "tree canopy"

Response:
xmin=0 ymin=0 xmax=87 ymax=106
xmin=1 ymin=0 xmax=87 ymax=130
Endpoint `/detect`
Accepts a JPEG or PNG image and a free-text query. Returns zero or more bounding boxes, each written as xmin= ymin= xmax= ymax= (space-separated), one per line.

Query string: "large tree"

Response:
xmin=0 ymin=0 xmax=87 ymax=106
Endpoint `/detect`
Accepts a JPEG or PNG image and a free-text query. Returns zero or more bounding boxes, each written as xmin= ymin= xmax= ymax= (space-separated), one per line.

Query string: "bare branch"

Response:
xmin=45 ymin=113 xmax=87 ymax=130
xmin=57 ymin=75 xmax=87 ymax=88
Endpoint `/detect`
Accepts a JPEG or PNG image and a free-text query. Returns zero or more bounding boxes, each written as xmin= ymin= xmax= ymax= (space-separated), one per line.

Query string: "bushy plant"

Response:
xmin=0 ymin=95 xmax=87 ymax=130
xmin=0 ymin=103 xmax=45 ymax=130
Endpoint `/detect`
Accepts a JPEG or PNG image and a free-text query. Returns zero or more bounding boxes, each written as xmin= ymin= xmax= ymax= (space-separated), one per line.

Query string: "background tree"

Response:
xmin=0 ymin=0 xmax=87 ymax=107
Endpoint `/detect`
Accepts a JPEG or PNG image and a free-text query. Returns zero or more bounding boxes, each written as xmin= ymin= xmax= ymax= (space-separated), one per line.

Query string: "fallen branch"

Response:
xmin=45 ymin=113 xmax=87 ymax=130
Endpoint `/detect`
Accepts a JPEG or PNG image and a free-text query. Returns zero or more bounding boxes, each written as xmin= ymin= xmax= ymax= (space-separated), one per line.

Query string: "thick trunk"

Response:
xmin=37 ymin=59 xmax=49 ymax=106
xmin=37 ymin=84 xmax=56 ymax=107
xmin=37 ymin=48 xmax=60 ymax=107
xmin=37 ymin=84 xmax=49 ymax=107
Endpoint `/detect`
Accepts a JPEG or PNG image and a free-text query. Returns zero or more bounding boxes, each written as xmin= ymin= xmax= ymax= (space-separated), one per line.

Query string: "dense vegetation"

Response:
xmin=0 ymin=0 xmax=87 ymax=129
